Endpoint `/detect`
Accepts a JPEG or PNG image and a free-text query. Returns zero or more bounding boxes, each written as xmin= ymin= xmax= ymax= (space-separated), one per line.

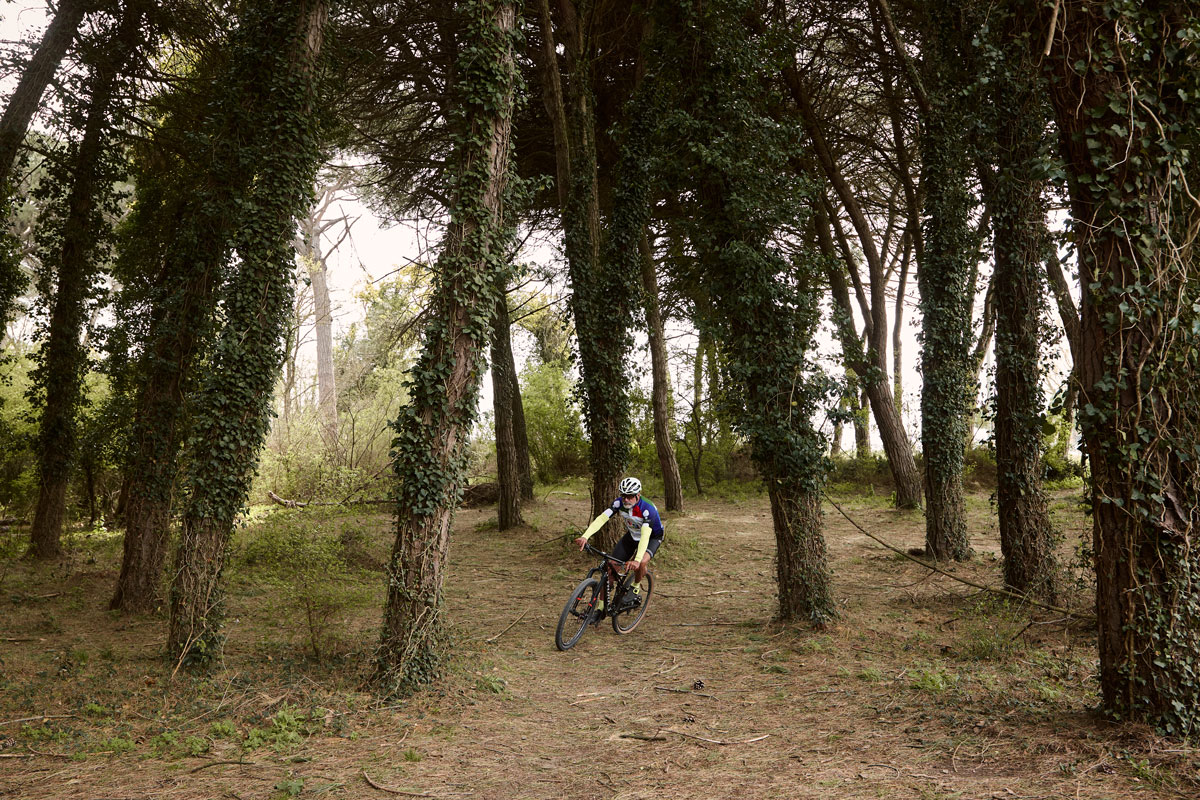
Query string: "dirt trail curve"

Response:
xmin=1 ymin=494 xmax=1189 ymax=799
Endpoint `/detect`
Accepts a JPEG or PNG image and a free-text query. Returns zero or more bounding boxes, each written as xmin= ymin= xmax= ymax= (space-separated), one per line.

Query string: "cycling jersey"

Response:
xmin=579 ymin=496 xmax=664 ymax=563
xmin=605 ymin=497 xmax=664 ymax=541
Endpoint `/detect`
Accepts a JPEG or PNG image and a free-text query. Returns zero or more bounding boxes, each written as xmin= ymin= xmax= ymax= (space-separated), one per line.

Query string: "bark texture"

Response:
xmin=1034 ymin=0 xmax=1200 ymax=733
xmin=639 ymin=234 xmax=683 ymax=510
xmin=490 ymin=291 xmax=523 ymax=529
xmin=987 ymin=31 xmax=1057 ymax=601
xmin=769 ymin=484 xmax=832 ymax=625
xmin=377 ymin=0 xmax=517 ymax=692
xmin=169 ymin=0 xmax=328 ymax=661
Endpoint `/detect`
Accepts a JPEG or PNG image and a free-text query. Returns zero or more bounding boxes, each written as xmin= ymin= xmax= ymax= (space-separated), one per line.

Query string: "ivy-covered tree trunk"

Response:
xmin=0 ymin=0 xmax=89 ymax=191
xmin=168 ymin=0 xmax=328 ymax=662
xmin=1034 ymin=0 xmax=1200 ymax=736
xmin=111 ymin=213 xmax=229 ymax=611
xmin=110 ymin=37 xmax=259 ymax=612
xmin=640 ymin=233 xmax=683 ymax=510
xmin=27 ymin=7 xmax=140 ymax=560
xmin=537 ymin=0 xmax=631 ymax=546
xmin=376 ymin=0 xmax=517 ymax=694
xmin=985 ymin=18 xmax=1056 ymax=602
xmin=659 ymin=0 xmax=835 ymax=626
xmin=490 ymin=289 xmax=523 ymax=529
xmin=916 ymin=1 xmax=974 ymax=562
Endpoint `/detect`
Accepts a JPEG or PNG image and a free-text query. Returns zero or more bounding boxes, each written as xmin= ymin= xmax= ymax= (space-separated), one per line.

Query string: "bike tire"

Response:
xmin=612 ymin=572 xmax=653 ymax=635
xmin=555 ymin=577 xmax=601 ymax=651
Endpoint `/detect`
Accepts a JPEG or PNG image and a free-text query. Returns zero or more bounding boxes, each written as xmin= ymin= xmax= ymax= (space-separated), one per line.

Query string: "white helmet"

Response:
xmin=619 ymin=477 xmax=642 ymax=495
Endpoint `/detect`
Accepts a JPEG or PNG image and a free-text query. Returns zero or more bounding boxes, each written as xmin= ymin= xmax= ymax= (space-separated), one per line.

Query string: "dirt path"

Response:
xmin=1 ymin=493 xmax=1194 ymax=799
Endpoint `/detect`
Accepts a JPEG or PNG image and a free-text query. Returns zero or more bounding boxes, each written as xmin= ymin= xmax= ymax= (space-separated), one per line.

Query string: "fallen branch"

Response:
xmin=267 ymin=490 xmax=307 ymax=508
xmin=823 ymin=493 xmax=1094 ymax=622
xmin=660 ymin=728 xmax=770 ymax=745
xmin=362 ymin=771 xmax=436 ymax=797
xmin=483 ymin=609 xmax=528 ymax=643
xmin=0 ymin=714 xmax=76 ymax=728
xmin=620 ymin=732 xmax=667 ymax=741
xmin=654 ymin=686 xmax=715 ymax=699
xmin=0 ymin=754 xmax=34 ymax=759
xmin=265 ymin=490 xmax=392 ymax=509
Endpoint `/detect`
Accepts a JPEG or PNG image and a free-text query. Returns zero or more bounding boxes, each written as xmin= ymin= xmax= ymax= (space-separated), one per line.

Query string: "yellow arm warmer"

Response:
xmin=633 ymin=524 xmax=652 ymax=561
xmin=580 ymin=508 xmax=614 ymax=539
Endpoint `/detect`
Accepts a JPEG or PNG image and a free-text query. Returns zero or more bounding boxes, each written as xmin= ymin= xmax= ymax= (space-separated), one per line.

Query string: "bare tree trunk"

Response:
xmin=0 ymin=0 xmax=89 ymax=190
xmin=854 ymin=384 xmax=870 ymax=458
xmin=640 ymin=233 xmax=682 ymax=510
xmin=376 ymin=0 xmax=517 ymax=693
xmin=509 ymin=365 xmax=533 ymax=500
xmin=769 ymin=483 xmax=832 ymax=625
xmin=814 ymin=203 xmax=921 ymax=504
xmin=490 ymin=289 xmax=523 ymax=529
xmin=310 ymin=252 xmax=337 ymax=447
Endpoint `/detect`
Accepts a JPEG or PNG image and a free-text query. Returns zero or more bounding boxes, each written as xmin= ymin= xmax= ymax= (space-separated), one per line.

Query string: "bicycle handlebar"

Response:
xmin=583 ymin=542 xmax=628 ymax=569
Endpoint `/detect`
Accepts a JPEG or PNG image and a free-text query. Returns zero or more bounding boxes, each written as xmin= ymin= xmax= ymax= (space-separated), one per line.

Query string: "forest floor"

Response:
xmin=1 ymin=487 xmax=1197 ymax=800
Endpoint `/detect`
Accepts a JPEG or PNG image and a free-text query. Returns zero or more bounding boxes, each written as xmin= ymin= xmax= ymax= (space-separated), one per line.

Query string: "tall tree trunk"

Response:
xmin=917 ymin=1 xmax=974 ymax=561
xmin=376 ymin=0 xmax=517 ymax=693
xmin=508 ymin=365 xmax=533 ymax=500
xmin=169 ymin=0 xmax=328 ymax=662
xmin=813 ymin=203 xmax=921 ymax=502
xmin=490 ymin=289 xmax=523 ymax=529
xmin=536 ymin=0 xmax=630 ymax=547
xmin=1034 ymin=0 xmax=1200 ymax=734
xmin=309 ymin=243 xmax=338 ymax=449
xmin=854 ymin=384 xmax=870 ymax=458
xmin=0 ymin=0 xmax=89 ymax=191
xmin=986 ymin=34 xmax=1056 ymax=601
xmin=112 ymin=248 xmax=225 ymax=611
xmin=640 ymin=233 xmax=682 ymax=510
xmin=27 ymin=7 xmax=138 ymax=560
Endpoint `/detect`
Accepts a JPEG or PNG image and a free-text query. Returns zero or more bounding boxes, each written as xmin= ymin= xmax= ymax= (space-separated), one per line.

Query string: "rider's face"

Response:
xmin=620 ymin=492 xmax=639 ymax=509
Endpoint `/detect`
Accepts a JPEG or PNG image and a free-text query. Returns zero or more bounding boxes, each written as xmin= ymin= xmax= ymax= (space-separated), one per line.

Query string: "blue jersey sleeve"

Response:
xmin=641 ymin=501 xmax=664 ymax=537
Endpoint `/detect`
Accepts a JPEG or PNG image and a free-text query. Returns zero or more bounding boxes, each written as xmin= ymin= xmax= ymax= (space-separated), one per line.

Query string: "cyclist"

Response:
xmin=574 ymin=477 xmax=663 ymax=606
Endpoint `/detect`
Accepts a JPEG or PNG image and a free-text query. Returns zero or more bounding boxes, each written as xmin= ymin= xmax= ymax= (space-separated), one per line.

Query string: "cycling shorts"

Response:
xmin=612 ymin=532 xmax=663 ymax=563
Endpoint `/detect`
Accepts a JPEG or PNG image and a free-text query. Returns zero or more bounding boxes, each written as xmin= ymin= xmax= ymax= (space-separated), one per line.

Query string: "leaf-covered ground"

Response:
xmin=1 ymin=490 xmax=1196 ymax=799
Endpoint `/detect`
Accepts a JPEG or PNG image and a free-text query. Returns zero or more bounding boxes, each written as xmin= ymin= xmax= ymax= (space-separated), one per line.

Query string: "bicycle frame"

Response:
xmin=583 ymin=542 xmax=631 ymax=618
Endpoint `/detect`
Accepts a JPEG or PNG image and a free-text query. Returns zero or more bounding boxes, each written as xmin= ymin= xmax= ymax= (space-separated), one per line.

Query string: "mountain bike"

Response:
xmin=555 ymin=542 xmax=653 ymax=651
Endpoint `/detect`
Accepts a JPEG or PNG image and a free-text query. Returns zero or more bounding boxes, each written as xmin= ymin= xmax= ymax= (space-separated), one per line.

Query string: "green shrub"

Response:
xmin=520 ymin=362 xmax=587 ymax=481
xmin=238 ymin=516 xmax=370 ymax=659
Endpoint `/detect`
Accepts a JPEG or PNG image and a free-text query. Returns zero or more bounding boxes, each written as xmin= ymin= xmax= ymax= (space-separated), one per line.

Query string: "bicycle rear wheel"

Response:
xmin=555 ymin=577 xmax=601 ymax=651
xmin=612 ymin=572 xmax=653 ymax=634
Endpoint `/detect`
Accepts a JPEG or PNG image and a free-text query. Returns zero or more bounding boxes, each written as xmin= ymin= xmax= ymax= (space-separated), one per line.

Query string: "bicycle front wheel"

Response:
xmin=555 ymin=577 xmax=601 ymax=651
xmin=612 ymin=572 xmax=653 ymax=634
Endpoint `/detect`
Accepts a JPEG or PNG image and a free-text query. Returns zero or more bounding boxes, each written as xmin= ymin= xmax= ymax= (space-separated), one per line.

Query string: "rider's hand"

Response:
xmin=624 ymin=560 xmax=639 ymax=573
xmin=574 ymin=536 xmax=588 ymax=550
